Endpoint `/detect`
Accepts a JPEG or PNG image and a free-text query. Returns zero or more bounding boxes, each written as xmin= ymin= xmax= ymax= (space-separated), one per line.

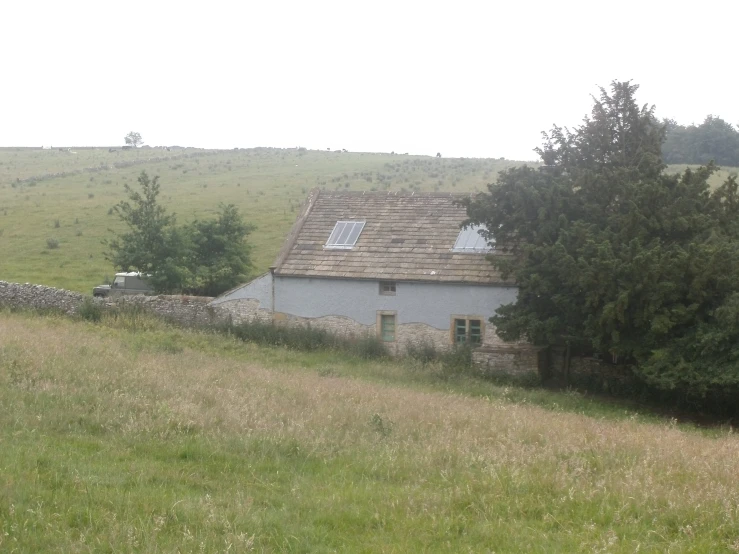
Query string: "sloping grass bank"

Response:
xmin=1 ymin=311 xmax=739 ymax=552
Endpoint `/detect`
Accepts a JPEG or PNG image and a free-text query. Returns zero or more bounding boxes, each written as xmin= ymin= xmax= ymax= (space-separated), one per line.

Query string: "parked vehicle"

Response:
xmin=93 ymin=272 xmax=154 ymax=297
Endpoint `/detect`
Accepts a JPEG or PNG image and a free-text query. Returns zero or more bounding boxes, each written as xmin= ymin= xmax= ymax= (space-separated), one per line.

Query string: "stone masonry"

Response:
xmin=0 ymin=280 xmax=541 ymax=378
xmin=0 ymin=281 xmax=226 ymax=327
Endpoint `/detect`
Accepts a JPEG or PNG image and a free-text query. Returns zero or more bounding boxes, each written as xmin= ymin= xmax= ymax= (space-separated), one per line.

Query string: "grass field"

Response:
xmin=2 ymin=146 xmax=731 ymax=295
xmin=0 ymin=147 xmax=522 ymax=293
xmin=1 ymin=309 xmax=738 ymax=552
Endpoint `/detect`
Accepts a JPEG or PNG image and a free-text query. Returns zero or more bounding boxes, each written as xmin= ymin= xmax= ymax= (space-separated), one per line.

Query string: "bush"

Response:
xmin=103 ymin=301 xmax=157 ymax=332
xmin=405 ymin=341 xmax=440 ymax=365
xmin=77 ymin=298 xmax=103 ymax=322
xmin=46 ymin=238 xmax=59 ymax=249
xmin=225 ymin=320 xmax=386 ymax=359
xmin=350 ymin=335 xmax=387 ymax=359
xmin=436 ymin=345 xmax=475 ymax=380
xmin=405 ymin=342 xmax=476 ymax=380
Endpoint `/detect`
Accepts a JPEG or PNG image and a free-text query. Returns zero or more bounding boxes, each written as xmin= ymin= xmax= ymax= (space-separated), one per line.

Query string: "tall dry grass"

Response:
xmin=2 ymin=312 xmax=739 ymax=552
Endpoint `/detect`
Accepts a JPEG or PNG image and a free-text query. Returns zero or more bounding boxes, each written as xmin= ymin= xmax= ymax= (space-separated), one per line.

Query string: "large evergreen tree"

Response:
xmin=463 ymin=81 xmax=739 ymax=396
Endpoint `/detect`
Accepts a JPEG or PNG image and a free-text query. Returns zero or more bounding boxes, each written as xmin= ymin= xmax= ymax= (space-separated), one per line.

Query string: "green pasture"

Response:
xmin=0 ymin=147 xmax=521 ymax=293
xmin=0 ymin=146 xmax=733 ymax=294
xmin=1 ymin=310 xmax=738 ymax=552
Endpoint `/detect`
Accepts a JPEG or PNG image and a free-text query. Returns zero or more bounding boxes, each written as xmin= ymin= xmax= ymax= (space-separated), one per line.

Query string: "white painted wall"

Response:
xmin=210 ymin=272 xmax=272 ymax=310
xmin=274 ymin=276 xmax=517 ymax=330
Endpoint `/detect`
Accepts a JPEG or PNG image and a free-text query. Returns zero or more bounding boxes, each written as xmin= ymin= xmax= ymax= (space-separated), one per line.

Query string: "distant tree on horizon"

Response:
xmin=124 ymin=131 xmax=143 ymax=148
xmin=663 ymin=116 xmax=739 ymax=166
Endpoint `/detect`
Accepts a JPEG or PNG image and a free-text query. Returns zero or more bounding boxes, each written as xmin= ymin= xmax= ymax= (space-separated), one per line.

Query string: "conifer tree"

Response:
xmin=464 ymin=81 xmax=739 ymax=397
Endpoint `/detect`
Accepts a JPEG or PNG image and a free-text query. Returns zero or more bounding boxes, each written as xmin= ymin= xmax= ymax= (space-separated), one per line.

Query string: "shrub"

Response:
xmin=103 ymin=302 xmax=159 ymax=332
xmin=46 ymin=238 xmax=59 ymax=249
xmin=77 ymin=298 xmax=103 ymax=322
xmin=435 ymin=345 xmax=475 ymax=380
xmin=405 ymin=342 xmax=477 ymax=380
xmin=53 ymin=219 xmax=60 ymax=228
xmin=350 ymin=335 xmax=387 ymax=359
xmin=405 ymin=341 xmax=439 ymax=365
xmin=226 ymin=320 xmax=386 ymax=359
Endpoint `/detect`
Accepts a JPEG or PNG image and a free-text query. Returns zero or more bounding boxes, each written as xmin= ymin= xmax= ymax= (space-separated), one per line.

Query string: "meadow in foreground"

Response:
xmin=1 ymin=310 xmax=738 ymax=552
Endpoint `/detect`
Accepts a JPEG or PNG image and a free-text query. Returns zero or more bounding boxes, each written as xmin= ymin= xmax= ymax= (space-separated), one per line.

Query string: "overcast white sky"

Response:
xmin=1 ymin=0 xmax=736 ymax=160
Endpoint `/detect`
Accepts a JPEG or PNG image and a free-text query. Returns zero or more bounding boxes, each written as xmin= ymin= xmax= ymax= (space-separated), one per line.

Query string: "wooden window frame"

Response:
xmin=377 ymin=310 xmax=397 ymax=342
xmin=450 ymin=315 xmax=485 ymax=346
xmin=379 ymin=281 xmax=397 ymax=296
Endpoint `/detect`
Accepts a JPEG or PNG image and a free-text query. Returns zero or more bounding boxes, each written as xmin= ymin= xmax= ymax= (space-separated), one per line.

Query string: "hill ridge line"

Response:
xmin=8 ymin=150 xmax=221 ymax=186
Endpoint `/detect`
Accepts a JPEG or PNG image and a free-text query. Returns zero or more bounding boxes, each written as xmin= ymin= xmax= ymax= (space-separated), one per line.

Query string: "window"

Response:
xmin=379 ymin=281 xmax=396 ymax=295
xmin=453 ymin=317 xmax=483 ymax=345
xmin=377 ymin=311 xmax=397 ymax=342
xmin=325 ymin=220 xmax=366 ymax=249
xmin=113 ymin=276 xmax=125 ymax=287
xmin=381 ymin=314 xmax=396 ymax=342
xmin=452 ymin=225 xmax=493 ymax=253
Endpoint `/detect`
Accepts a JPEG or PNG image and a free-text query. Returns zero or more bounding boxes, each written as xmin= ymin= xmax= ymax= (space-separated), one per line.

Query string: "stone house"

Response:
xmin=211 ymin=189 xmax=536 ymax=372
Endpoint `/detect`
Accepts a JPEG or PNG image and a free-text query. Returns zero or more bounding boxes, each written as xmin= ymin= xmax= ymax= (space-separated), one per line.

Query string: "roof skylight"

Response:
xmin=452 ymin=225 xmax=493 ymax=253
xmin=325 ymin=220 xmax=366 ymax=249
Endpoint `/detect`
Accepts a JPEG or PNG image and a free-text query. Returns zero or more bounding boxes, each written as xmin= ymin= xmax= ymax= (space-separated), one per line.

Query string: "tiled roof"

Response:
xmin=272 ymin=189 xmax=512 ymax=285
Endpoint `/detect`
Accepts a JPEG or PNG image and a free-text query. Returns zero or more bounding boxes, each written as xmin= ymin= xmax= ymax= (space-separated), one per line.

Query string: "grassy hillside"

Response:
xmin=0 ymin=147 xmax=522 ymax=293
xmin=1 ymin=310 xmax=738 ymax=552
xmin=0 ymin=146 xmax=734 ymax=294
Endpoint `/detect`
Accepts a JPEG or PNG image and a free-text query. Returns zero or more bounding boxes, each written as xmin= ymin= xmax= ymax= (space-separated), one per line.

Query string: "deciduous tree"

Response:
xmin=124 ymin=131 xmax=143 ymax=148
xmin=104 ymin=171 xmax=254 ymax=295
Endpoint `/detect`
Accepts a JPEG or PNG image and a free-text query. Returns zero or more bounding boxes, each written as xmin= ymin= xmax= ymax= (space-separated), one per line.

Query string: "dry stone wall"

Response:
xmin=0 ymin=281 xmax=84 ymax=315
xmin=214 ymin=298 xmax=273 ymax=325
xmin=109 ymin=294 xmax=227 ymax=327
xmin=472 ymin=347 xmax=539 ymax=377
xmin=0 ymin=281 xmax=226 ymax=327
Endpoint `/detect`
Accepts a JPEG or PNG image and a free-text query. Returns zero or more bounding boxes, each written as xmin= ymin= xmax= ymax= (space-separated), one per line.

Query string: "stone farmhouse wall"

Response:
xmin=0 ymin=280 xmax=541 ymax=379
xmin=272 ymin=310 xmax=520 ymax=352
xmin=271 ymin=311 xmax=540 ymax=376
